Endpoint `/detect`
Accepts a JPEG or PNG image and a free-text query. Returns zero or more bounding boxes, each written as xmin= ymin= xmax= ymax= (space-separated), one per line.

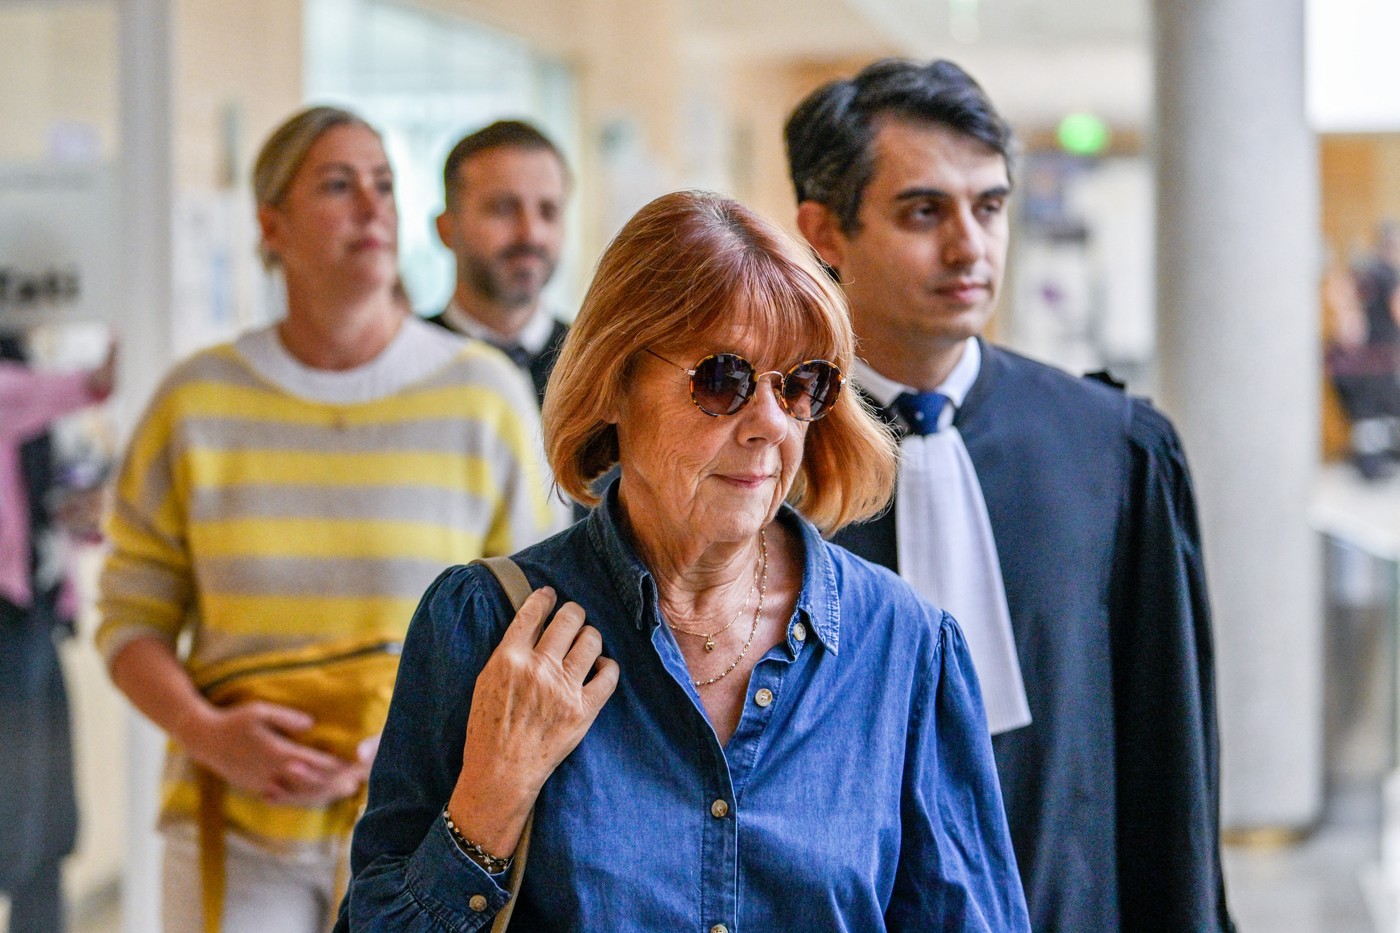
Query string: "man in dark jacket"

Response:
xmin=428 ymin=120 xmax=571 ymax=405
xmin=786 ymin=58 xmax=1233 ymax=932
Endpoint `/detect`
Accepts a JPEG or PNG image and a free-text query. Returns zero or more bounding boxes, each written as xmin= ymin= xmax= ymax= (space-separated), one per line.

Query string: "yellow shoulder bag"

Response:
xmin=192 ymin=557 xmax=533 ymax=933
xmin=192 ymin=634 xmax=403 ymax=933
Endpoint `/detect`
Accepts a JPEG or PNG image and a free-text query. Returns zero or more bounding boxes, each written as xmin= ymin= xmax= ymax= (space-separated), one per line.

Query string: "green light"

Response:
xmin=1057 ymin=113 xmax=1110 ymax=155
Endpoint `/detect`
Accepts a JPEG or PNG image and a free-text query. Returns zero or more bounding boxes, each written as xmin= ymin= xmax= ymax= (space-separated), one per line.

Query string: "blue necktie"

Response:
xmin=893 ymin=392 xmax=949 ymax=436
xmin=498 ymin=344 xmax=533 ymax=370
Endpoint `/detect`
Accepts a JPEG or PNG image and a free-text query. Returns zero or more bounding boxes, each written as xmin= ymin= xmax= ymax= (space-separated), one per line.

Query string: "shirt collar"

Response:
xmin=853 ymin=337 xmax=982 ymax=415
xmin=584 ymin=476 xmax=842 ymax=654
xmin=442 ymin=299 xmax=556 ymax=355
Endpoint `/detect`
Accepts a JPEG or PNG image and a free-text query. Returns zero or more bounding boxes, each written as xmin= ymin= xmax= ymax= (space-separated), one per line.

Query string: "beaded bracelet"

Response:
xmin=441 ymin=806 xmax=513 ymax=875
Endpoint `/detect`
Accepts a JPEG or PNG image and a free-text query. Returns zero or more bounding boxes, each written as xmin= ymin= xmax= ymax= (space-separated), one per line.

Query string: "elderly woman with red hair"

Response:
xmin=340 ymin=190 xmax=1028 ymax=932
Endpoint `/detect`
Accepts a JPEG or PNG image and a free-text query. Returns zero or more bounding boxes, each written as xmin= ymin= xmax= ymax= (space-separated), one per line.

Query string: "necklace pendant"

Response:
xmin=704 ymin=636 xmax=715 ymax=652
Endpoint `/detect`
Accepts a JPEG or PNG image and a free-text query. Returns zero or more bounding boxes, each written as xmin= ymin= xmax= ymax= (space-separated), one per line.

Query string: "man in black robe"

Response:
xmin=786 ymin=59 xmax=1233 ymax=931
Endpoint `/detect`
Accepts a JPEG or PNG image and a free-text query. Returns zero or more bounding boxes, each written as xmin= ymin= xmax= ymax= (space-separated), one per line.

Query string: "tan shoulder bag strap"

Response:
xmin=471 ymin=556 xmax=536 ymax=933
xmin=197 ymin=768 xmax=227 ymax=933
xmin=474 ymin=556 xmax=533 ymax=610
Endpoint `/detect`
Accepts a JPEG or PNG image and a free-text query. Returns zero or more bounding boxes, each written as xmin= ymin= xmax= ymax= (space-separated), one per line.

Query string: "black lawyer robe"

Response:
xmin=833 ymin=340 xmax=1233 ymax=932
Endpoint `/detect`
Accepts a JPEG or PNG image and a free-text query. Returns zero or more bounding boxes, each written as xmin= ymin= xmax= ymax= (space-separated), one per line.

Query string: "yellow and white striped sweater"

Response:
xmin=96 ymin=334 xmax=557 ymax=851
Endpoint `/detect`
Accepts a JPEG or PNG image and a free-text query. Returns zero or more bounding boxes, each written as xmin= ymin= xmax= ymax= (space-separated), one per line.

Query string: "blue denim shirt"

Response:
xmin=340 ymin=485 xmax=1028 ymax=932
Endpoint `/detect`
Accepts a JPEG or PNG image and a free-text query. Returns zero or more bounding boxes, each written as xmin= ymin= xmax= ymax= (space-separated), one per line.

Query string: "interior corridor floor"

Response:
xmin=1223 ymin=780 xmax=1379 ymax=932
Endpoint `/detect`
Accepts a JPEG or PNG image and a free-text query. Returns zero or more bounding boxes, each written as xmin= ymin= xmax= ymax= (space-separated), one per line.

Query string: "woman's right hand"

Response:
xmin=182 ymin=700 xmax=376 ymax=808
xmin=110 ymin=636 xmax=376 ymax=808
xmin=447 ymin=586 xmax=619 ymax=858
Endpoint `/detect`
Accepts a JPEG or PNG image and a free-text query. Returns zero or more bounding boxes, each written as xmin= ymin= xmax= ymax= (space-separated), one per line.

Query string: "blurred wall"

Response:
xmin=0 ymin=3 xmax=118 ymax=163
xmin=174 ymin=0 xmax=303 ymax=189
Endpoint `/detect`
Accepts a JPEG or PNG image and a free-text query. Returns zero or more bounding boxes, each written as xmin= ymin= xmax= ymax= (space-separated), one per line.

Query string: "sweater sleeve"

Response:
xmin=95 ymin=384 xmax=195 ymax=665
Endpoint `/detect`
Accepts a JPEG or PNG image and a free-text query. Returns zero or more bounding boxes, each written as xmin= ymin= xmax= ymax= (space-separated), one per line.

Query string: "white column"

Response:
xmin=118 ymin=0 xmax=175 ymax=929
xmin=1153 ymin=0 xmax=1322 ymax=829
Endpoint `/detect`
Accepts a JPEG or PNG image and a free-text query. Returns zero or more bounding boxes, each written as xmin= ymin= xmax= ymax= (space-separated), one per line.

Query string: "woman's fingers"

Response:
xmin=250 ymin=704 xmax=347 ymax=772
xmin=276 ymin=740 xmax=345 ymax=776
xmin=200 ymin=701 xmax=377 ymax=806
xmin=582 ymin=656 xmax=620 ymax=712
xmin=535 ymin=601 xmax=588 ymax=661
xmin=492 ymin=575 xmax=598 ymax=674
xmin=250 ymin=701 xmax=314 ymax=736
xmin=265 ymin=753 xmax=369 ymax=807
xmin=499 ymin=587 xmax=557 ymax=648
xmin=473 ymin=587 xmax=613 ymax=755
xmin=560 ymin=623 xmax=604 ymax=682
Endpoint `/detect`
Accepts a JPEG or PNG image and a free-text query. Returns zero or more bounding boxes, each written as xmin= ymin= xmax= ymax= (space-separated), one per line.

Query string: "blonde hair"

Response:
xmin=251 ymin=105 xmax=378 ymax=268
xmin=543 ymin=189 xmax=897 ymax=534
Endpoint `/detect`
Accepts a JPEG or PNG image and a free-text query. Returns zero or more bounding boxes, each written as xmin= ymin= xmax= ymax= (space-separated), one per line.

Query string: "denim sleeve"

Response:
xmin=885 ymin=611 xmax=1031 ymax=932
xmin=339 ymin=565 xmax=517 ymax=931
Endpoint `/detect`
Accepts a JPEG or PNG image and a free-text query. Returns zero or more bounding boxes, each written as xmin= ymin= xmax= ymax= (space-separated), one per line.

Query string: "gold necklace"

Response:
xmin=692 ymin=529 xmax=768 ymax=689
xmin=667 ymin=547 xmax=759 ymax=652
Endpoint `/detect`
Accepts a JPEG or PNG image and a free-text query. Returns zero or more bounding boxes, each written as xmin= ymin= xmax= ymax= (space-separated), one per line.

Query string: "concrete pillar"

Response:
xmin=1153 ymin=0 xmax=1322 ymax=829
xmin=118 ymin=0 xmax=175 ymax=928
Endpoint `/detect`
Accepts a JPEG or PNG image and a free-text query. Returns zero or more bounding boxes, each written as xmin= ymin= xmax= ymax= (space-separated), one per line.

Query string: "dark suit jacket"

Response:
xmin=423 ymin=312 xmax=569 ymax=408
xmin=834 ymin=340 xmax=1232 ymax=932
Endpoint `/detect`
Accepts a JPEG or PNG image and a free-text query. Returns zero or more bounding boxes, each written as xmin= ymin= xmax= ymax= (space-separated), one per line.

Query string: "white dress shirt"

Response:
xmin=440 ymin=300 xmax=557 ymax=357
xmin=855 ymin=339 xmax=1032 ymax=734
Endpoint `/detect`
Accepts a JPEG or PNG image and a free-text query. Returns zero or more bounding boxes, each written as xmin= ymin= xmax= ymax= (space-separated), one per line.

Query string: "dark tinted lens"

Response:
xmin=782 ymin=360 xmax=843 ymax=421
xmin=691 ymin=353 xmax=755 ymax=416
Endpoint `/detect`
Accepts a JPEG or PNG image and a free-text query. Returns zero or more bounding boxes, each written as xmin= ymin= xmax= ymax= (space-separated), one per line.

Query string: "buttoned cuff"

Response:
xmin=405 ymin=814 xmax=512 ymax=931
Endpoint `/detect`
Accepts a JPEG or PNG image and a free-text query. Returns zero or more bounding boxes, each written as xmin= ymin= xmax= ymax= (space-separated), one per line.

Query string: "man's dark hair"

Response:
xmin=442 ymin=119 xmax=568 ymax=206
xmin=785 ymin=59 xmax=1014 ymax=234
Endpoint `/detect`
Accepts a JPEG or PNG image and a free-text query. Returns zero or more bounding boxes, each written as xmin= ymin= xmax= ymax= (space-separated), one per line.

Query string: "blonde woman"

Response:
xmin=97 ymin=106 xmax=558 ymax=933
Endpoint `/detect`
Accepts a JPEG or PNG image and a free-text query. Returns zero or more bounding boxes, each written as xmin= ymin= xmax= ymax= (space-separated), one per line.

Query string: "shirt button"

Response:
xmin=469 ymin=894 xmax=489 ymax=912
xmin=754 ymin=688 xmax=773 ymax=707
xmin=710 ymin=925 xmax=729 ymax=933
xmin=710 ymin=798 xmax=729 ymax=819
xmin=793 ymin=622 xmax=807 ymax=642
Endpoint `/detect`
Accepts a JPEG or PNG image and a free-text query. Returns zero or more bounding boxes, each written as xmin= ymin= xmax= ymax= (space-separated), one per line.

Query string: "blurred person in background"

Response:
xmin=95 ymin=105 xmax=558 ymax=933
xmin=1328 ymin=222 xmax=1400 ymax=478
xmin=428 ymin=119 xmax=571 ymax=406
xmin=0 ymin=340 xmax=115 ymax=933
xmin=1352 ymin=221 xmax=1400 ymax=354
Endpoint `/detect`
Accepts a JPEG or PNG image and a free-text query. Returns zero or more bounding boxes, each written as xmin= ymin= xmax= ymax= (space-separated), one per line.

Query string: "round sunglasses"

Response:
xmin=645 ymin=348 xmax=845 ymax=422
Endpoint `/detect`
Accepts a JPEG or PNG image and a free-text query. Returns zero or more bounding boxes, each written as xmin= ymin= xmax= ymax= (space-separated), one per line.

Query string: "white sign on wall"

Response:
xmin=0 ymin=162 xmax=117 ymax=334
